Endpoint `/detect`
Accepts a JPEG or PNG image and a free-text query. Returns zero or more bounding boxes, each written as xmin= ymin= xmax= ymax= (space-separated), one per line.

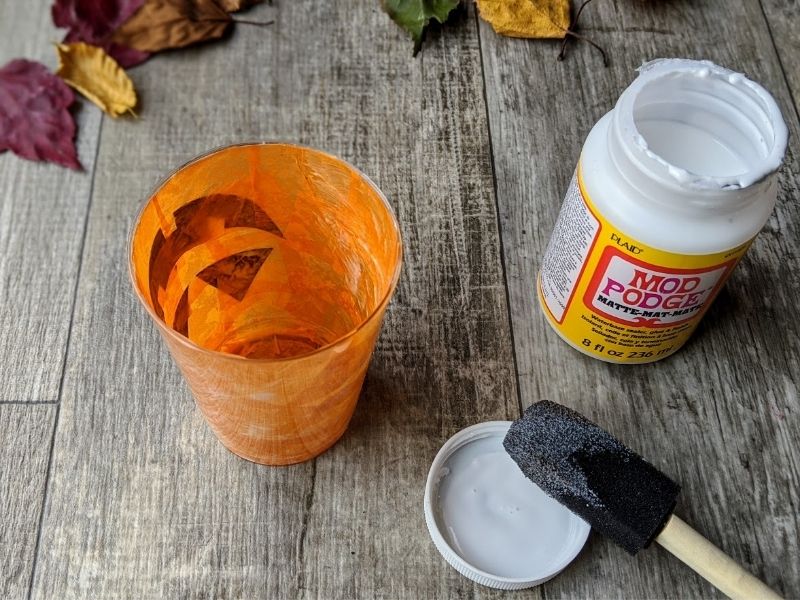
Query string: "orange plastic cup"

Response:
xmin=129 ymin=143 xmax=402 ymax=465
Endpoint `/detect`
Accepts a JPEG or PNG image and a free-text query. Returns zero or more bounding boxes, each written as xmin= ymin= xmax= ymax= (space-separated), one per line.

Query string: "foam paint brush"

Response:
xmin=503 ymin=400 xmax=782 ymax=599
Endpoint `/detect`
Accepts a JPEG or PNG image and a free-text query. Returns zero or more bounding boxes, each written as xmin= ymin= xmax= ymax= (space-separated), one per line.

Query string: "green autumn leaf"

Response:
xmin=382 ymin=0 xmax=461 ymax=55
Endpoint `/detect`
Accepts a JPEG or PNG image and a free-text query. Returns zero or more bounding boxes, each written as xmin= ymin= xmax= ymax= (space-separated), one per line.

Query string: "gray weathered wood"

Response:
xmin=0 ymin=0 xmax=102 ymax=402
xmin=31 ymin=2 xmax=518 ymax=598
xmin=760 ymin=0 xmax=800 ymax=122
xmin=1 ymin=0 xmax=794 ymax=597
xmin=0 ymin=405 xmax=56 ymax=599
xmin=479 ymin=0 xmax=800 ymax=598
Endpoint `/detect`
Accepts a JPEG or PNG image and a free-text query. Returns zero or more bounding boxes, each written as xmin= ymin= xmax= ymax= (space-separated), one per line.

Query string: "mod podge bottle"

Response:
xmin=539 ymin=59 xmax=788 ymax=363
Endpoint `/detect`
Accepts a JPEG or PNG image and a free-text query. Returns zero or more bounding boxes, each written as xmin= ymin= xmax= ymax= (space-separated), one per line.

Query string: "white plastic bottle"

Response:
xmin=538 ymin=59 xmax=788 ymax=364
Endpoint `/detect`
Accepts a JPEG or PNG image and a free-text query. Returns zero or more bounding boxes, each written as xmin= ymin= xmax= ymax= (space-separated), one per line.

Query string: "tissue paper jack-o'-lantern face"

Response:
xmin=131 ymin=143 xmax=401 ymax=360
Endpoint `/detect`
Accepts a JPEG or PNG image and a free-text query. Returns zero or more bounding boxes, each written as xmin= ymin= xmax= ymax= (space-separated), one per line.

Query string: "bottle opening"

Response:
xmin=623 ymin=60 xmax=787 ymax=189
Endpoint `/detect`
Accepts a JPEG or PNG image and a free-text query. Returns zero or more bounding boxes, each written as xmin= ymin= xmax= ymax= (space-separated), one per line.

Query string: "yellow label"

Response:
xmin=538 ymin=168 xmax=751 ymax=363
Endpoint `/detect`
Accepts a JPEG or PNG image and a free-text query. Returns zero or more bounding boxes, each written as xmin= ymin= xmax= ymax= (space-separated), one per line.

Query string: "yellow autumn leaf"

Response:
xmin=55 ymin=42 xmax=137 ymax=118
xmin=476 ymin=0 xmax=570 ymax=38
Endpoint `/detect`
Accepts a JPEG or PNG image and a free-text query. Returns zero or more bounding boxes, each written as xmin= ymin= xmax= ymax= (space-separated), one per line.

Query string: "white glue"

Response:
xmin=538 ymin=59 xmax=788 ymax=364
xmin=435 ymin=434 xmax=576 ymax=578
xmin=423 ymin=422 xmax=589 ymax=589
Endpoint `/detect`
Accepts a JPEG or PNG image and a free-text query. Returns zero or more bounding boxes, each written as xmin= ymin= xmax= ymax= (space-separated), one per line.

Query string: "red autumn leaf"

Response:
xmin=51 ymin=0 xmax=151 ymax=68
xmin=0 ymin=59 xmax=81 ymax=169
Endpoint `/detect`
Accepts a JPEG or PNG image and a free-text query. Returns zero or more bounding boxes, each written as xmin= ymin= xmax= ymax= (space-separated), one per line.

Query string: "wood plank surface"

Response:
xmin=760 ymin=0 xmax=800 ymax=119
xmin=478 ymin=0 xmax=800 ymax=598
xmin=0 ymin=0 xmax=102 ymax=402
xmin=31 ymin=2 xmax=518 ymax=598
xmin=0 ymin=405 xmax=56 ymax=599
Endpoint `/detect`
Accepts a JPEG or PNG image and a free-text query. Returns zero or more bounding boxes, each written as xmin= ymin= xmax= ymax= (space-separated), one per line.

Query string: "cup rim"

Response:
xmin=128 ymin=141 xmax=404 ymax=364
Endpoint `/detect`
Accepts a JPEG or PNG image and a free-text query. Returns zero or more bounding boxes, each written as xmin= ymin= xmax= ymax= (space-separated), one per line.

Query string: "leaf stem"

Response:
xmin=572 ymin=0 xmax=595 ymax=28
xmin=232 ymin=18 xmax=275 ymax=26
xmin=557 ymin=0 xmax=608 ymax=67
xmin=202 ymin=18 xmax=275 ymax=26
xmin=560 ymin=30 xmax=609 ymax=66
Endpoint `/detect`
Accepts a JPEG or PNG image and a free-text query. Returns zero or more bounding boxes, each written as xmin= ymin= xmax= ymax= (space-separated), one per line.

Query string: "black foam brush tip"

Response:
xmin=503 ymin=400 xmax=681 ymax=554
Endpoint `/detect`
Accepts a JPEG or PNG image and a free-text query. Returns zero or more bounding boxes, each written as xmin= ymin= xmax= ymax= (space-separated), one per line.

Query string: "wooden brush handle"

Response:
xmin=656 ymin=514 xmax=782 ymax=599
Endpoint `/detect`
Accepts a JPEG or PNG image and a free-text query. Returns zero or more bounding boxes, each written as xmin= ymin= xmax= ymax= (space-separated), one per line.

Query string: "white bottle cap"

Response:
xmin=423 ymin=421 xmax=590 ymax=590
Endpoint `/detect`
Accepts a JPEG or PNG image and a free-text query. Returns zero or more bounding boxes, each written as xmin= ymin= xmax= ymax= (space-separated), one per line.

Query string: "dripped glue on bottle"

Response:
xmin=538 ymin=59 xmax=788 ymax=363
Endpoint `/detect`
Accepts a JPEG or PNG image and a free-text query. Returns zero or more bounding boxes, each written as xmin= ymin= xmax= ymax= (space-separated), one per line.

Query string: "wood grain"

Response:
xmin=478 ymin=0 xmax=800 ymax=598
xmin=759 ymin=0 xmax=800 ymax=121
xmin=656 ymin=515 xmax=782 ymax=600
xmin=0 ymin=0 xmax=102 ymax=402
xmin=32 ymin=2 xmax=518 ymax=598
xmin=0 ymin=405 xmax=56 ymax=600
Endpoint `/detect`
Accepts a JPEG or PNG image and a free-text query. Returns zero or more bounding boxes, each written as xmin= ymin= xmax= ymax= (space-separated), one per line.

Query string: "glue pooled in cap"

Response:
xmin=423 ymin=422 xmax=590 ymax=589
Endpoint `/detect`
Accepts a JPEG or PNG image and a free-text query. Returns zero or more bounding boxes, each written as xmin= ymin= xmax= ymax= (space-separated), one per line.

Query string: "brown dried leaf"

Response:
xmin=110 ymin=0 xmax=232 ymax=53
xmin=216 ymin=0 xmax=263 ymax=12
xmin=476 ymin=0 xmax=569 ymax=38
xmin=55 ymin=42 xmax=137 ymax=117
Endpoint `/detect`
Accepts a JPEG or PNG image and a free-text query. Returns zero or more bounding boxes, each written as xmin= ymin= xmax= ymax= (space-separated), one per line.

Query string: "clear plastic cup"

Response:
xmin=129 ymin=143 xmax=402 ymax=465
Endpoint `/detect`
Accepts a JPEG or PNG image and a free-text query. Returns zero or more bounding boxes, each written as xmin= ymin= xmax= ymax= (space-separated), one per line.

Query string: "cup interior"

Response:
xmin=130 ymin=143 xmax=402 ymax=359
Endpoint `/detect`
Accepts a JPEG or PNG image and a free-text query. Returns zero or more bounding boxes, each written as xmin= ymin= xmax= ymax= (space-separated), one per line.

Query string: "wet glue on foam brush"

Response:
xmin=538 ymin=59 xmax=788 ymax=363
